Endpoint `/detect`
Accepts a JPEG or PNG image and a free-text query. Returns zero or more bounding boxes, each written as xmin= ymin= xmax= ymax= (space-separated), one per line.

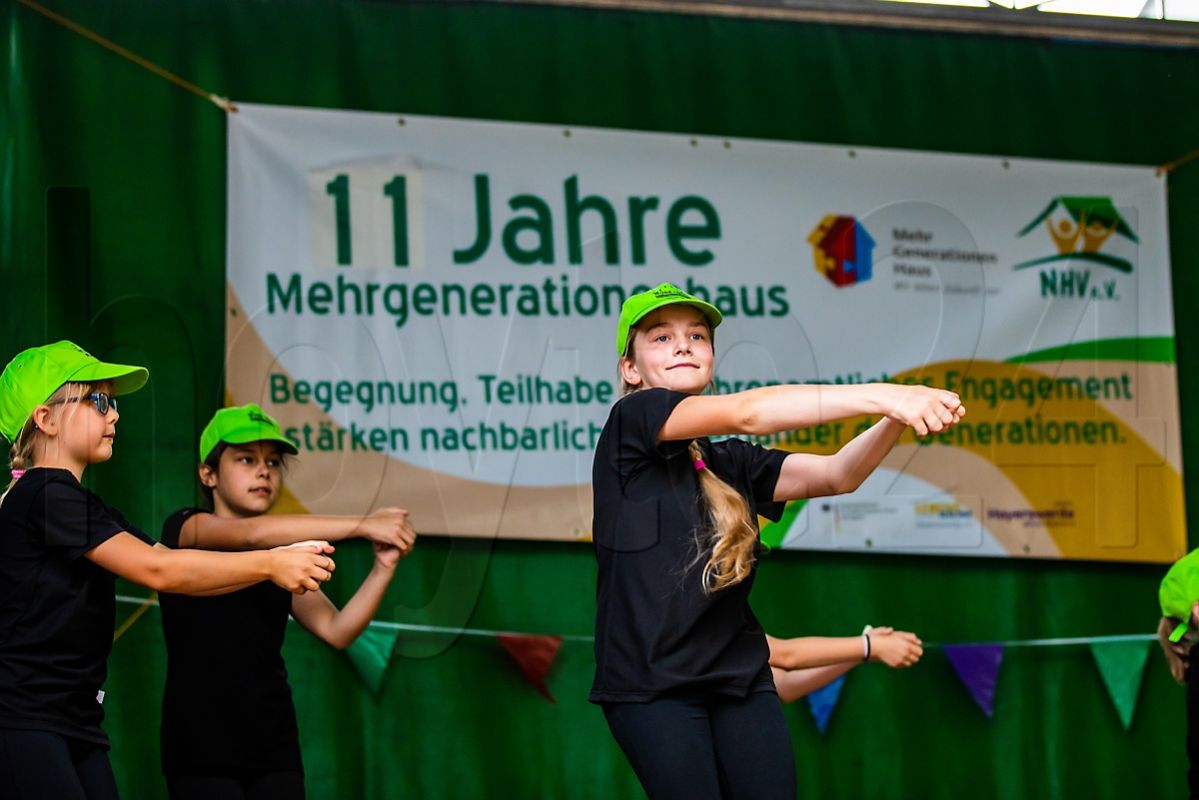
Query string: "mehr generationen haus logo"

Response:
xmin=1014 ymin=196 xmax=1138 ymax=300
xmin=808 ymin=215 xmax=875 ymax=288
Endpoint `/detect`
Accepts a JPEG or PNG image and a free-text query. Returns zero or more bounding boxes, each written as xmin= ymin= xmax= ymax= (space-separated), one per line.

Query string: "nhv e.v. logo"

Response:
xmin=1015 ymin=196 xmax=1137 ymax=301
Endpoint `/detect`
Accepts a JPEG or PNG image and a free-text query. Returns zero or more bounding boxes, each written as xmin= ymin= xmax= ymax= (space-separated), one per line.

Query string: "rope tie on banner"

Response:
xmin=15 ymin=0 xmax=235 ymax=112
xmin=1157 ymin=146 xmax=1199 ymax=176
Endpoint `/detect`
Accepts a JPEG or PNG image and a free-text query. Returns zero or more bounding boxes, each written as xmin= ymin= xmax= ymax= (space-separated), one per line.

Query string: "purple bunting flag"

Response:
xmin=944 ymin=644 xmax=1005 ymax=718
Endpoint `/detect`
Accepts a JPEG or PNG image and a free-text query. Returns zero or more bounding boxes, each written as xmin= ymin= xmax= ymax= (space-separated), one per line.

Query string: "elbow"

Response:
xmin=325 ymin=633 xmax=352 ymax=651
xmin=140 ymin=557 xmax=173 ymax=593
xmin=831 ymin=473 xmax=865 ymax=496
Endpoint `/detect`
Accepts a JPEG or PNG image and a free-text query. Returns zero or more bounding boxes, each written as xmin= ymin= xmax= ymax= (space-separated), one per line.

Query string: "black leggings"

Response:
xmin=0 ymin=729 xmax=118 ymax=800
xmin=165 ymin=769 xmax=305 ymax=800
xmin=604 ymin=691 xmax=796 ymax=800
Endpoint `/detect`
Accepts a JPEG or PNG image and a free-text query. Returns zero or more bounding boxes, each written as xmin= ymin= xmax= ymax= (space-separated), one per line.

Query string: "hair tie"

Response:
xmin=693 ymin=458 xmax=707 ymax=472
xmin=10 ymin=470 xmax=24 ymax=480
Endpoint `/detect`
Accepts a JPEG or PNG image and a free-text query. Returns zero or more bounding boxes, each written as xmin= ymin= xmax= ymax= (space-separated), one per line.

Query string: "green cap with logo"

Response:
xmin=0 ymin=340 xmax=149 ymax=443
xmin=200 ymin=403 xmax=299 ymax=462
xmin=1160 ymin=549 xmax=1199 ymax=643
xmin=616 ymin=283 xmax=723 ymax=356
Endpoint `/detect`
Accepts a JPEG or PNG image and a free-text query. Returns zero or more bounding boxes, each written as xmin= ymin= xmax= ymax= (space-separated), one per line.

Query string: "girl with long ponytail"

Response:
xmin=592 ymin=283 xmax=965 ymax=799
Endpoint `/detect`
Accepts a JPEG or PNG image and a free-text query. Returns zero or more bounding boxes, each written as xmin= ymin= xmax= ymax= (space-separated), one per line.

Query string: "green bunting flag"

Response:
xmin=1089 ymin=639 xmax=1151 ymax=730
xmin=345 ymin=626 xmax=401 ymax=695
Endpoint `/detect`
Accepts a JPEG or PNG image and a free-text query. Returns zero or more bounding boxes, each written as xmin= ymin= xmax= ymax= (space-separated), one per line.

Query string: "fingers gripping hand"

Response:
xmin=887 ymin=386 xmax=965 ymax=436
xmin=358 ymin=507 xmax=412 ymax=549
xmin=271 ymin=551 xmax=336 ymax=595
xmin=871 ymin=629 xmax=924 ymax=668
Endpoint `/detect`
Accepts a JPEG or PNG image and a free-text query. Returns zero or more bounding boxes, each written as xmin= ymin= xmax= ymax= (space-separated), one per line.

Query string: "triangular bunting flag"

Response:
xmin=496 ymin=633 xmax=563 ymax=703
xmin=944 ymin=644 xmax=1004 ymax=718
xmin=345 ymin=626 xmax=400 ymax=695
xmin=1090 ymin=639 xmax=1151 ymax=730
xmin=806 ymin=675 xmax=845 ymax=735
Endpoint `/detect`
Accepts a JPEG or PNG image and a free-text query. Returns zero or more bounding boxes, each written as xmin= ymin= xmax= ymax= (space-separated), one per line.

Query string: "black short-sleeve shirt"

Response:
xmin=158 ymin=508 xmax=301 ymax=775
xmin=590 ymin=388 xmax=789 ymax=703
xmin=0 ymin=468 xmax=155 ymax=746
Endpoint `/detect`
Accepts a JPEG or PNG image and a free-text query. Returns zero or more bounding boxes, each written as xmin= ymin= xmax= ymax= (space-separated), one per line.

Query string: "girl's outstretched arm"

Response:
xmin=771 ymin=663 xmax=855 ymax=704
xmin=767 ymin=630 xmax=923 ymax=671
xmin=290 ymin=543 xmax=404 ymax=650
xmin=659 ymin=383 xmax=963 ymax=442
xmin=772 ymin=417 xmax=909 ymax=501
xmin=177 ymin=507 xmax=415 ymax=555
xmin=85 ymin=533 xmax=335 ymax=595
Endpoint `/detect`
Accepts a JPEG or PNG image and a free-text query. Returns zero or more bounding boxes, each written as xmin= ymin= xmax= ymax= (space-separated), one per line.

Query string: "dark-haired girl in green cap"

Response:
xmin=156 ymin=403 xmax=415 ymax=800
xmin=0 ymin=342 xmax=337 ymax=800
xmin=592 ymin=284 xmax=964 ymax=799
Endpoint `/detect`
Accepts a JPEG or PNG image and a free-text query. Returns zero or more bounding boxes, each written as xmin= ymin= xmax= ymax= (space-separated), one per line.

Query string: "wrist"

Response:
xmin=862 ymin=632 xmax=872 ymax=662
xmin=372 ymin=557 xmax=398 ymax=573
xmin=257 ymin=550 xmax=277 ymax=581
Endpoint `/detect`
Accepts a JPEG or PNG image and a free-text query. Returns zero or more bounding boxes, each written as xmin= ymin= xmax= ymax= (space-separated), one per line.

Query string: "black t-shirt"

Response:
xmin=0 ymin=467 xmax=155 ymax=746
xmin=590 ymin=388 xmax=789 ymax=703
xmin=158 ymin=508 xmax=301 ymax=775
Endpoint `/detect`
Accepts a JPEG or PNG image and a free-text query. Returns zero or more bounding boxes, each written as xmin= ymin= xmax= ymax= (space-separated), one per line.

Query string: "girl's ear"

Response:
xmin=30 ymin=405 xmax=57 ymax=437
xmin=619 ymin=357 xmax=642 ymax=388
xmin=198 ymin=463 xmax=218 ymax=489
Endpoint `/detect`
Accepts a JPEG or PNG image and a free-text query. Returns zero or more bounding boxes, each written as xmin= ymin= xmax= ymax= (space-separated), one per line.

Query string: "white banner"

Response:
xmin=227 ymin=103 xmax=1184 ymax=562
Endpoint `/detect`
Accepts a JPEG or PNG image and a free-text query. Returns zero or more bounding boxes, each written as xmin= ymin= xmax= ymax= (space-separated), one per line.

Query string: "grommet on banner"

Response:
xmin=210 ymin=94 xmax=237 ymax=113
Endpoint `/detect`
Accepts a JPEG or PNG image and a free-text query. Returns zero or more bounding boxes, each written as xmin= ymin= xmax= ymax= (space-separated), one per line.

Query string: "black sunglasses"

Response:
xmin=49 ymin=391 xmax=118 ymax=416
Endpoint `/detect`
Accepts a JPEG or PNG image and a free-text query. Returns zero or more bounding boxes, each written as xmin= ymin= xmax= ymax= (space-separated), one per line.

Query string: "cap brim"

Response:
xmin=69 ymin=362 xmax=149 ymax=396
xmin=220 ymin=430 xmax=300 ymax=456
xmin=631 ymin=298 xmax=723 ymax=332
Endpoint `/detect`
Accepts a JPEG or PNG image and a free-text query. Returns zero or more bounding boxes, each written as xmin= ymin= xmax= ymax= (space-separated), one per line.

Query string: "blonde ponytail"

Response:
xmin=690 ymin=440 xmax=759 ymax=592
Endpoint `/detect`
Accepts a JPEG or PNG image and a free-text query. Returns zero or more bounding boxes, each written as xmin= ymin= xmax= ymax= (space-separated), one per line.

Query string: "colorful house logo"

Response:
xmin=808 ymin=215 xmax=875 ymax=287
xmin=1015 ymin=196 xmax=1138 ymax=273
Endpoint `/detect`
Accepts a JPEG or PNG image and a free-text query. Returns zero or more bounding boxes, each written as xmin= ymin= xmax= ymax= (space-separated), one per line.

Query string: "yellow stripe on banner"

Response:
xmin=15 ymin=0 xmax=235 ymax=112
xmin=112 ymin=592 xmax=157 ymax=643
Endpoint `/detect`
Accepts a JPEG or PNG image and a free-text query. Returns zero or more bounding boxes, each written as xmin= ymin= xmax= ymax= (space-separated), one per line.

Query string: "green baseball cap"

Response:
xmin=616 ymin=283 xmax=723 ymax=356
xmin=1160 ymin=549 xmax=1199 ymax=642
xmin=200 ymin=403 xmax=299 ymax=462
xmin=0 ymin=340 xmax=149 ymax=443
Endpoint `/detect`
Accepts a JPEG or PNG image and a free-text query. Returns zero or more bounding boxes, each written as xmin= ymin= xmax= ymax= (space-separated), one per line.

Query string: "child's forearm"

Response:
xmin=768 ymin=635 xmax=865 ymax=670
xmin=154 ymin=549 xmax=274 ymax=594
xmin=741 ymin=384 xmax=893 ymax=433
xmin=824 ymin=417 xmax=907 ymax=494
xmin=303 ymin=562 xmax=397 ymax=650
xmin=186 ymin=513 xmax=361 ymax=550
xmin=773 ymin=663 xmax=856 ymax=704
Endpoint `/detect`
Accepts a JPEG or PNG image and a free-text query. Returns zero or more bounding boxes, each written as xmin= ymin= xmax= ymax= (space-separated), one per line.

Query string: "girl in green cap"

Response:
xmin=1157 ymin=550 xmax=1199 ymax=796
xmin=0 ymin=341 xmax=337 ymax=800
xmin=156 ymin=403 xmax=416 ymax=800
xmin=592 ymin=284 xmax=964 ymax=798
